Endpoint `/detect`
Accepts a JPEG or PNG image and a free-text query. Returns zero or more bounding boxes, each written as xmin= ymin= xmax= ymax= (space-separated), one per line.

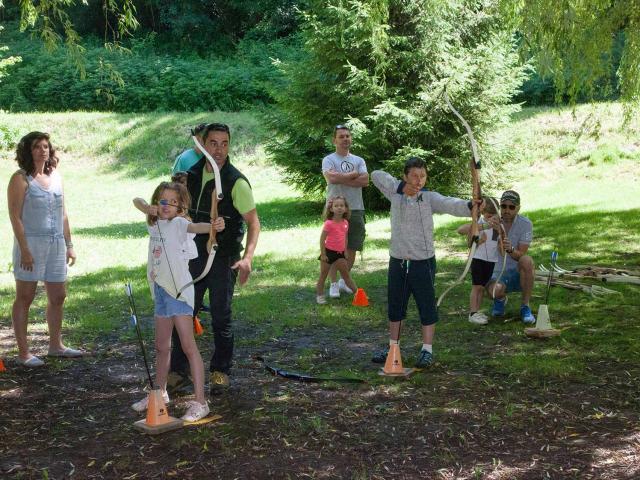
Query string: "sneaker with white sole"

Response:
xmin=468 ymin=312 xmax=489 ymax=325
xmin=181 ymin=400 xmax=210 ymax=422
xmin=329 ymin=282 xmax=340 ymax=298
xmin=338 ymin=278 xmax=353 ymax=294
xmin=492 ymin=296 xmax=507 ymax=316
xmin=520 ymin=305 xmax=536 ymax=325
xmin=316 ymin=295 xmax=326 ymax=304
xmin=131 ymin=389 xmax=170 ymax=412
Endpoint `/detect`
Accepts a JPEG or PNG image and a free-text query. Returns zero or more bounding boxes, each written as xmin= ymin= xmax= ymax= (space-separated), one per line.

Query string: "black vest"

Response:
xmin=187 ymin=157 xmax=251 ymax=258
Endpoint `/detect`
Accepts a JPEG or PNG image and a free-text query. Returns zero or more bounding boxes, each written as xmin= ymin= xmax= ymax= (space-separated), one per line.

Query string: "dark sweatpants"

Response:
xmin=170 ymin=246 xmax=239 ymax=375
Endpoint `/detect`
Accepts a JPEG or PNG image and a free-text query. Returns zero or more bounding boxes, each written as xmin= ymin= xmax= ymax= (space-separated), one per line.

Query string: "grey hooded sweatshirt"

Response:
xmin=372 ymin=170 xmax=472 ymax=261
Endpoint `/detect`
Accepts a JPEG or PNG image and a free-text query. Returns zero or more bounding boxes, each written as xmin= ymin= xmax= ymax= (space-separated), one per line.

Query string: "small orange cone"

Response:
xmin=379 ymin=343 xmax=414 ymax=377
xmin=194 ymin=316 xmax=204 ymax=336
xmin=0 ymin=358 xmax=6 ymax=372
xmin=352 ymin=288 xmax=369 ymax=307
xmin=133 ymin=389 xmax=183 ymax=434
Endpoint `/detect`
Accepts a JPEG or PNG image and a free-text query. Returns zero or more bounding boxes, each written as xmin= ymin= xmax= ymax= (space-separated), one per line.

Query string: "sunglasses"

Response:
xmin=159 ymin=199 xmax=179 ymax=208
xmin=500 ymin=204 xmax=517 ymax=210
xmin=335 ymin=124 xmax=350 ymax=131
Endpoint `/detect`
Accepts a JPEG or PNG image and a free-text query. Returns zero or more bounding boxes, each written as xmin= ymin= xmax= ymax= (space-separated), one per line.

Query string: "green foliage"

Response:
xmin=0 ymin=26 xmax=298 ymax=112
xmin=0 ymin=24 xmax=21 ymax=83
xmin=267 ymin=0 xmax=527 ymax=206
xmin=503 ymin=1 xmax=638 ymax=109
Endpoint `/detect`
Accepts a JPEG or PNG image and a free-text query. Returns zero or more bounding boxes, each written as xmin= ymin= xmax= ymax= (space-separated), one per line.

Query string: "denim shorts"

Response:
xmin=490 ymin=268 xmax=521 ymax=293
xmin=13 ymin=236 xmax=67 ymax=283
xmin=154 ymin=283 xmax=193 ymax=318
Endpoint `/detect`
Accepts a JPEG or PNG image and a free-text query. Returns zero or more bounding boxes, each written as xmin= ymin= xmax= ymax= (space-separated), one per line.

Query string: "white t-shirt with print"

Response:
xmin=322 ymin=152 xmax=367 ymax=210
xmin=147 ymin=216 xmax=195 ymax=309
xmin=473 ymin=218 xmax=500 ymax=263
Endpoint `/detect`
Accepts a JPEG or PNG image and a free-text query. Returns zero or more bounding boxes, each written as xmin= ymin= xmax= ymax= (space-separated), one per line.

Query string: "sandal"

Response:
xmin=47 ymin=347 xmax=84 ymax=358
xmin=17 ymin=355 xmax=45 ymax=368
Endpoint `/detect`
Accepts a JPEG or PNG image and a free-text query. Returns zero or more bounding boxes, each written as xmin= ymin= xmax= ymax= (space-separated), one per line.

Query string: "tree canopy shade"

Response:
xmin=266 ymin=0 xmax=526 ymax=204
xmin=502 ymin=0 xmax=639 ymax=107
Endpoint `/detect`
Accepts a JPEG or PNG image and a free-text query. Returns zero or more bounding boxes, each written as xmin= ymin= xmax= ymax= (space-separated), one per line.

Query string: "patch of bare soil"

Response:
xmin=1 ymin=319 xmax=639 ymax=480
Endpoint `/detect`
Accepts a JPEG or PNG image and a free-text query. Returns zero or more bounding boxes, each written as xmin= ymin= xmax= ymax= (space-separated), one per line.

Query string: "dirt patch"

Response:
xmin=1 ymin=319 xmax=639 ymax=480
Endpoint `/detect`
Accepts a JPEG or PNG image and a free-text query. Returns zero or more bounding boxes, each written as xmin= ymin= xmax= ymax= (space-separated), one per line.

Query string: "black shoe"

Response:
xmin=209 ymin=371 xmax=230 ymax=396
xmin=415 ymin=350 xmax=434 ymax=368
xmin=371 ymin=347 xmax=389 ymax=364
xmin=166 ymin=371 xmax=192 ymax=395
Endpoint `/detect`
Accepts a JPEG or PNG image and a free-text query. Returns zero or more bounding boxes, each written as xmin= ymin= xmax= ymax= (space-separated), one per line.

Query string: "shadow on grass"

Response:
xmin=75 ymin=222 xmax=148 ymax=239
xmin=259 ymin=198 xmax=322 ymax=231
xmin=96 ymin=112 xmax=268 ymax=179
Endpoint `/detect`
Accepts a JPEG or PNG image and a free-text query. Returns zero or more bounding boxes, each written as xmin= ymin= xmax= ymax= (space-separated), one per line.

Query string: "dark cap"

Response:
xmin=501 ymin=190 xmax=520 ymax=205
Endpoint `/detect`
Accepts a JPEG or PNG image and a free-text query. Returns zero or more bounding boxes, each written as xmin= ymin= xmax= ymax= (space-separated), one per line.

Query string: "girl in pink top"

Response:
xmin=316 ymin=196 xmax=358 ymax=304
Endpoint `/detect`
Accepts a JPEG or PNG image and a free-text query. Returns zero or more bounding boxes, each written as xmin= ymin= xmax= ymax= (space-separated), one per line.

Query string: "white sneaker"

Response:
xmin=329 ymin=282 xmax=340 ymax=298
xmin=316 ymin=295 xmax=327 ymax=304
xmin=131 ymin=390 xmax=170 ymax=412
xmin=181 ymin=401 xmax=210 ymax=422
xmin=468 ymin=312 xmax=489 ymax=325
xmin=338 ymin=278 xmax=353 ymax=294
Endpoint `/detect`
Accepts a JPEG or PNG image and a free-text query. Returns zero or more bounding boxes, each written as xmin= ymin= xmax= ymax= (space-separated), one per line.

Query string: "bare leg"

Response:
xmin=316 ymin=261 xmax=331 ymax=296
xmin=345 ymin=249 xmax=356 ymax=271
xmin=335 ymin=259 xmax=357 ymax=292
xmin=470 ymin=285 xmax=484 ymax=312
xmin=328 ymin=262 xmax=338 ymax=283
xmin=44 ymin=281 xmax=67 ymax=352
xmin=389 ymin=321 xmax=402 ymax=341
xmin=12 ymin=280 xmax=37 ymax=360
xmin=421 ymin=324 xmax=435 ymax=345
xmin=518 ymin=256 xmax=535 ymax=305
xmin=174 ymin=315 xmax=206 ymax=405
xmin=154 ymin=316 xmax=174 ymax=392
xmin=486 ymin=281 xmax=506 ymax=300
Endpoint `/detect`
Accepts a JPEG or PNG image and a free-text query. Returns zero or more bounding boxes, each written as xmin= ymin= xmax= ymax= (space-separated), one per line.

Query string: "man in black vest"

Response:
xmin=168 ymin=123 xmax=260 ymax=396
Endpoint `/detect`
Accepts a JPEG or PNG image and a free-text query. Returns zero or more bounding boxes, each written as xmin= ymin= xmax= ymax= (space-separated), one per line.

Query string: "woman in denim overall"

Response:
xmin=7 ymin=132 xmax=83 ymax=367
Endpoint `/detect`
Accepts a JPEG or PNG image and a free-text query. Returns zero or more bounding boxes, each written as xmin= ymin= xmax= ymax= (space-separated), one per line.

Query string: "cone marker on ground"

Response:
xmin=133 ymin=389 xmax=183 ymax=434
xmin=352 ymin=288 xmax=369 ymax=307
xmin=379 ymin=343 xmax=414 ymax=377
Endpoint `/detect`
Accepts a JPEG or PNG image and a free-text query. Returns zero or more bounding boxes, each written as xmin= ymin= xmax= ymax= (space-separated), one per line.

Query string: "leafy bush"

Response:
xmin=0 ymin=24 xmax=299 ymax=112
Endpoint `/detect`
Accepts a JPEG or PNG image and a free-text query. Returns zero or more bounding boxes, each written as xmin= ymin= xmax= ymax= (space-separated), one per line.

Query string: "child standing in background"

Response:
xmin=316 ymin=196 xmax=358 ymax=304
xmin=132 ymin=181 xmax=224 ymax=421
xmin=456 ymin=197 xmax=500 ymax=325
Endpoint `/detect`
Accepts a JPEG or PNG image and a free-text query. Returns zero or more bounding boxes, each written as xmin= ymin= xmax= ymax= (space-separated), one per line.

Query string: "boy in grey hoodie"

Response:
xmin=371 ymin=157 xmax=480 ymax=368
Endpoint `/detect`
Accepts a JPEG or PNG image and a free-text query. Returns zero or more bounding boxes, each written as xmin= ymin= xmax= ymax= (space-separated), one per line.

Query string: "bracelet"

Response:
xmin=65 ymin=241 xmax=74 ymax=249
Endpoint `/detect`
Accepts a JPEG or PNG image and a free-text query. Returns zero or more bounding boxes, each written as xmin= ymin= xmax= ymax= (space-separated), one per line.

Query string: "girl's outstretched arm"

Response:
xmin=133 ymin=197 xmax=158 ymax=217
xmin=188 ymin=220 xmax=221 ymax=234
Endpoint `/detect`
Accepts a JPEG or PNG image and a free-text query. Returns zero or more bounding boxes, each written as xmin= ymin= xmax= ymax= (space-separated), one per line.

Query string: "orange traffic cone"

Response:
xmin=352 ymin=288 xmax=369 ymax=307
xmin=133 ymin=389 xmax=183 ymax=434
xmin=194 ymin=316 xmax=204 ymax=336
xmin=379 ymin=343 xmax=414 ymax=377
xmin=0 ymin=358 xmax=6 ymax=372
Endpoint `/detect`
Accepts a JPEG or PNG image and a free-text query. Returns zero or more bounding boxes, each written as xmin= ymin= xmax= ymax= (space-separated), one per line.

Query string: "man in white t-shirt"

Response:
xmin=321 ymin=124 xmax=368 ymax=298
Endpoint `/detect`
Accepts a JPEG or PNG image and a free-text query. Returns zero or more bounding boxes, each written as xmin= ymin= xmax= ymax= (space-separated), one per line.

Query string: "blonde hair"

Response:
xmin=147 ymin=181 xmax=192 ymax=226
xmin=323 ymin=195 xmax=351 ymax=221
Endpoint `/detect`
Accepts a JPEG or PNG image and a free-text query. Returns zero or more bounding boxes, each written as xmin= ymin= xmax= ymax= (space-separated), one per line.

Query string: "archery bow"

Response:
xmin=436 ymin=90 xmax=482 ymax=307
xmin=487 ymin=196 xmax=508 ymax=298
xmin=175 ymin=131 xmax=224 ymax=296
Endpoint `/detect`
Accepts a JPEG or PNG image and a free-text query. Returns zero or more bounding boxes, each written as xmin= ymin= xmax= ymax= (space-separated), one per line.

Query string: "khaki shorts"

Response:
xmin=347 ymin=210 xmax=366 ymax=251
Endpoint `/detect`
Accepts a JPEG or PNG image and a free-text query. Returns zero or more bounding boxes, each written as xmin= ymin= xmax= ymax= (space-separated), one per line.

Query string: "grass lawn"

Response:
xmin=0 ymin=104 xmax=639 ymax=479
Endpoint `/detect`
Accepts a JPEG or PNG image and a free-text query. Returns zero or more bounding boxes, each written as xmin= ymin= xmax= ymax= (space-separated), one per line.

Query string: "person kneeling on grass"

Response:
xmin=371 ymin=157 xmax=482 ymax=368
xmin=316 ymin=196 xmax=358 ymax=304
xmin=456 ymin=196 xmax=500 ymax=325
xmin=131 ymin=181 xmax=224 ymax=422
xmin=484 ymin=190 xmax=536 ymax=324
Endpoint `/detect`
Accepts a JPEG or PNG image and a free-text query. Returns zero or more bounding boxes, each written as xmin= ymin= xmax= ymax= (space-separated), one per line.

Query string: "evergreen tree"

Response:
xmin=267 ymin=0 xmax=527 ymax=205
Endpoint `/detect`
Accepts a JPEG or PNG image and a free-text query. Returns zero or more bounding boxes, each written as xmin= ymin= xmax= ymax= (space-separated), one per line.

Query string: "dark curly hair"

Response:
xmin=15 ymin=131 xmax=59 ymax=175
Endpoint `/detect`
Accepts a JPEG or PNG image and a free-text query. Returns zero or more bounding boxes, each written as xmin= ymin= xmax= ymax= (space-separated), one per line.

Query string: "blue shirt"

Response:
xmin=172 ymin=149 xmax=202 ymax=174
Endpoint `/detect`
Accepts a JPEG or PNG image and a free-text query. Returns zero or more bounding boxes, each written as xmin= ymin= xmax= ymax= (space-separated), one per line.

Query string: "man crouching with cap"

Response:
xmin=485 ymin=190 xmax=536 ymax=324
